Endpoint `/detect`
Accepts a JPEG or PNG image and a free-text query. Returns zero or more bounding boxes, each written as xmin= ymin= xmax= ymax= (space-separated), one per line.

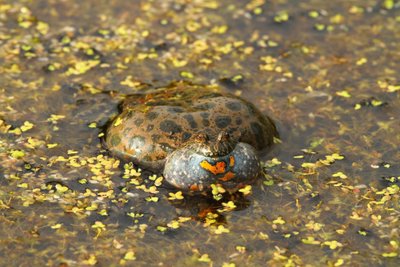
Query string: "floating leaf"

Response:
xmin=92 ymin=221 xmax=106 ymax=230
xmin=157 ymin=226 xmax=167 ymax=232
xmin=10 ymin=150 xmax=25 ymax=159
xmin=145 ymin=196 xmax=159 ymax=202
xmin=301 ymin=236 xmax=321 ymax=245
xmin=239 ymin=185 xmax=252 ymax=195
xmin=323 ymin=240 xmax=343 ymax=250
xmin=113 ymin=117 xmax=123 ymax=126
xmin=218 ymin=201 xmax=237 ymax=212
xmin=20 ymin=121 xmax=34 ymax=132
xmin=168 ymin=191 xmax=184 ymax=200
xmin=273 ymin=217 xmax=286 ymax=225
xmin=82 ymin=255 xmax=97 ymax=266
xmin=55 ymin=184 xmax=69 ymax=193
xmin=51 ymin=223 xmax=63 ymax=229
xmin=214 ymin=225 xmax=230 ymax=234
xmin=198 ymin=254 xmax=211 ymax=262
xmin=66 ymin=60 xmax=100 ymax=75
xmin=274 ymin=11 xmax=290 ymax=23
xmin=336 ymin=91 xmax=351 ymax=98
xmin=382 ymin=252 xmax=397 ymax=257
xmin=124 ymin=251 xmax=136 ymax=261
xmin=334 ymin=259 xmax=344 ymax=266
xmin=46 ymin=143 xmax=58 ymax=148
xmin=332 ymin=172 xmax=348 ymax=179
xmin=167 ymin=220 xmax=180 ymax=229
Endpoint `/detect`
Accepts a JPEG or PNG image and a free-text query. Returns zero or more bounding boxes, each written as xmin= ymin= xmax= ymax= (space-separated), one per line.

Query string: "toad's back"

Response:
xmin=106 ymin=83 xmax=277 ymax=170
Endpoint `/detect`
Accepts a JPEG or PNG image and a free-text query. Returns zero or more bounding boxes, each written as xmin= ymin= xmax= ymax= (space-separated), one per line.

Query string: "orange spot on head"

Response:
xmin=229 ymin=156 xmax=235 ymax=167
xmin=200 ymin=160 xmax=226 ymax=175
xmin=219 ymin=171 xmax=235 ymax=182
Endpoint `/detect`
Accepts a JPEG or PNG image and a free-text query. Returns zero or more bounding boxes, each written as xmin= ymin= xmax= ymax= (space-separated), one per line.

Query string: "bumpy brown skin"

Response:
xmin=106 ymin=82 xmax=278 ymax=171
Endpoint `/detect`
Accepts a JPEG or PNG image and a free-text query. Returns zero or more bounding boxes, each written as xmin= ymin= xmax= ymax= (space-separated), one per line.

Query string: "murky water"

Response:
xmin=0 ymin=0 xmax=399 ymax=266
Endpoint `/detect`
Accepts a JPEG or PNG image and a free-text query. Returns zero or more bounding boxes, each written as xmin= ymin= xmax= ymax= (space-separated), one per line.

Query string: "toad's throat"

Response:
xmin=199 ymin=155 xmax=236 ymax=175
xmin=199 ymin=156 xmax=237 ymax=182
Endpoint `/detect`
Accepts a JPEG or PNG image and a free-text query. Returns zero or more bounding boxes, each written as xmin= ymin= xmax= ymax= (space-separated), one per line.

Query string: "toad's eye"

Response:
xmin=163 ymin=142 xmax=261 ymax=191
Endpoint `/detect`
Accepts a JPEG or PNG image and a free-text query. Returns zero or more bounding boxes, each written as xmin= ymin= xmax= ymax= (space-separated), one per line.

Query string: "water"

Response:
xmin=0 ymin=0 xmax=399 ymax=266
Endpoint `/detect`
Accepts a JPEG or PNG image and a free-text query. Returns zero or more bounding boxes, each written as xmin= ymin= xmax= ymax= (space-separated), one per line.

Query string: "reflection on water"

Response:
xmin=0 ymin=0 xmax=399 ymax=266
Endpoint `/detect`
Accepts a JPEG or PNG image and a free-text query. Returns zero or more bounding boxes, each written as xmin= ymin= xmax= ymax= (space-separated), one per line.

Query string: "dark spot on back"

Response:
xmin=152 ymin=134 xmax=161 ymax=142
xmin=182 ymin=132 xmax=192 ymax=142
xmin=160 ymin=120 xmax=182 ymax=133
xmin=123 ymin=127 xmax=132 ymax=134
xmin=236 ymin=117 xmax=242 ymax=125
xmin=134 ymin=118 xmax=144 ymax=127
xmin=168 ymin=107 xmax=184 ymax=113
xmin=146 ymin=111 xmax=158 ymax=120
xmin=200 ymin=112 xmax=209 ymax=119
xmin=203 ymin=120 xmax=210 ymax=127
xmin=194 ymin=102 xmax=216 ymax=110
xmin=147 ymin=124 xmax=154 ymax=131
xmin=225 ymin=101 xmax=242 ymax=111
xmin=109 ymin=135 xmax=121 ymax=147
xmin=200 ymin=112 xmax=210 ymax=126
xmin=183 ymin=114 xmax=197 ymax=128
xmin=215 ymin=115 xmax=231 ymax=129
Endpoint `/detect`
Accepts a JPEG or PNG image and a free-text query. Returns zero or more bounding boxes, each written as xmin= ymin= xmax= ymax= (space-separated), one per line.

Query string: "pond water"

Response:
xmin=0 ymin=0 xmax=399 ymax=266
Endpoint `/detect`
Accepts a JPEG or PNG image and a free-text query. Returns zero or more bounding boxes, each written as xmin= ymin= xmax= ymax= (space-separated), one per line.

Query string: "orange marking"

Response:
xmin=200 ymin=160 xmax=226 ymax=175
xmin=229 ymin=156 xmax=235 ymax=167
xmin=198 ymin=208 xmax=214 ymax=218
xmin=190 ymin=184 xmax=200 ymax=191
xmin=219 ymin=171 xmax=235 ymax=182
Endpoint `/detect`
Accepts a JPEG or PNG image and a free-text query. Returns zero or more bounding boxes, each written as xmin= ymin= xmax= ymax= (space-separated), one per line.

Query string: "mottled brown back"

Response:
xmin=106 ymin=83 xmax=277 ymax=169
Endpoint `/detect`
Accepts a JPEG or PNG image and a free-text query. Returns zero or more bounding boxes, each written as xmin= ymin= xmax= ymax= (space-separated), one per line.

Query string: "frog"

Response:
xmin=105 ymin=82 xmax=278 ymax=191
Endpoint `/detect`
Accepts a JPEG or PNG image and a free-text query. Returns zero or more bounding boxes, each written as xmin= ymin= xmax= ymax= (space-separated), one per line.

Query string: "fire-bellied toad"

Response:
xmin=106 ymin=82 xmax=278 ymax=191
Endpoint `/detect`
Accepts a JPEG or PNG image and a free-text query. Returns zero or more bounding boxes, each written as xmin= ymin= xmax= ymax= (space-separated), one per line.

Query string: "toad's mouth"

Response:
xmin=186 ymin=131 xmax=238 ymax=157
